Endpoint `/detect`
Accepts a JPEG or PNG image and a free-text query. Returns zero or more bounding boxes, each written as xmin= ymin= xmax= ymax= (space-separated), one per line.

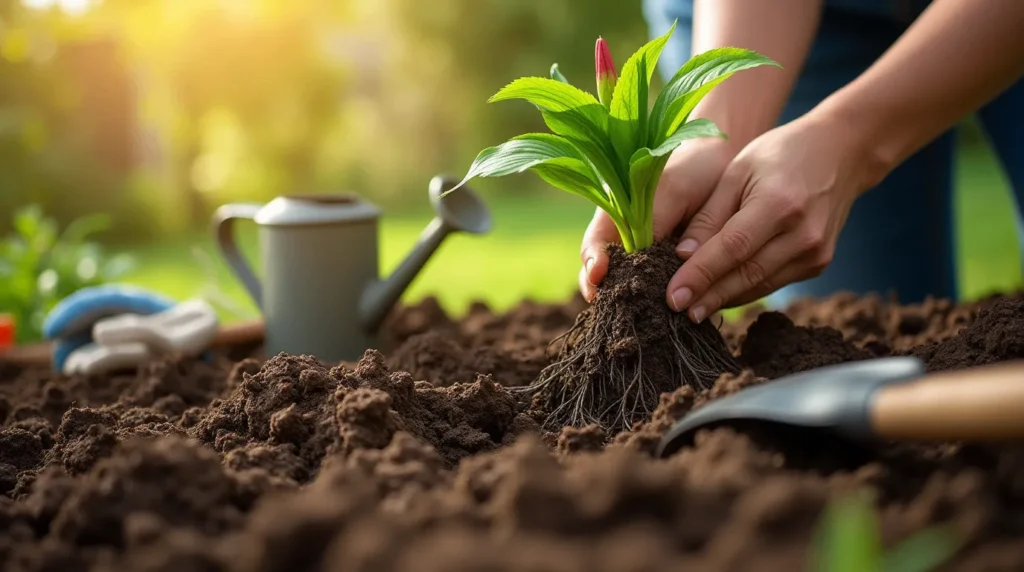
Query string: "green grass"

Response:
xmin=116 ymin=136 xmax=1022 ymax=322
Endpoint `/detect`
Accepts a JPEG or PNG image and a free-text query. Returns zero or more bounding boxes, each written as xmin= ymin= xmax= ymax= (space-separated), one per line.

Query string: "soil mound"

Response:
xmin=525 ymin=241 xmax=740 ymax=432
xmin=912 ymin=296 xmax=1024 ymax=371
xmin=739 ymin=311 xmax=871 ymax=379
xmin=1 ymin=290 xmax=1024 ymax=570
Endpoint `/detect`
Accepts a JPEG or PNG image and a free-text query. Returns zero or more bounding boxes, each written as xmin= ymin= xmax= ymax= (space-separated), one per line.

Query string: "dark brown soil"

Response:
xmin=1 ymin=289 xmax=1023 ymax=571
xmin=524 ymin=241 xmax=740 ymax=432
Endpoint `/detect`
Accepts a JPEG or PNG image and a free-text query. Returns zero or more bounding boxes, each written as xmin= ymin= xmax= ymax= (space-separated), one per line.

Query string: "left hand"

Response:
xmin=665 ymin=110 xmax=881 ymax=322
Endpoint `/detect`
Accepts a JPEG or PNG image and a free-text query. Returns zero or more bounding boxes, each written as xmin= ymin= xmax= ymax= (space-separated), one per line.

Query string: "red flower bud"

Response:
xmin=595 ymin=37 xmax=617 ymax=108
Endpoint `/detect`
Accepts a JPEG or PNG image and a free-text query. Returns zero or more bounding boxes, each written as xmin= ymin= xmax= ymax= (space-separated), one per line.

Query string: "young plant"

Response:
xmin=812 ymin=490 xmax=963 ymax=572
xmin=446 ymin=21 xmax=779 ymax=253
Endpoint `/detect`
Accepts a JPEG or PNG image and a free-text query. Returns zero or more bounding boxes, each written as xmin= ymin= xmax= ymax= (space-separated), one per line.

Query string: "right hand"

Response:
xmin=578 ymin=136 xmax=738 ymax=301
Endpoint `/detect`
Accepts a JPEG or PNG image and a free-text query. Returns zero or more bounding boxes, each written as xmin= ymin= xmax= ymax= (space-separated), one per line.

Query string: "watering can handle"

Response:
xmin=213 ymin=203 xmax=263 ymax=311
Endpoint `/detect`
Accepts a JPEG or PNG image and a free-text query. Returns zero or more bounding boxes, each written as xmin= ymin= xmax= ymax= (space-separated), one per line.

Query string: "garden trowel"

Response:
xmin=656 ymin=356 xmax=1024 ymax=458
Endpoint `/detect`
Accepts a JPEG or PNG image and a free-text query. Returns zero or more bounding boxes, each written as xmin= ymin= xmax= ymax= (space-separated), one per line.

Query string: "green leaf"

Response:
xmin=811 ymin=493 xmax=882 ymax=572
xmin=532 ymin=157 xmax=612 ymax=211
xmin=540 ymin=107 xmax=630 ymax=208
xmin=608 ymin=20 xmax=676 ymax=167
xmin=648 ymin=47 xmax=780 ymax=146
xmin=550 ymin=63 xmax=569 ymax=84
xmin=880 ymin=524 xmax=962 ymax=572
xmin=487 ymin=76 xmax=623 ymax=199
xmin=449 ymin=133 xmax=590 ymax=188
xmin=489 ymin=76 xmax=605 ymax=117
xmin=627 ymin=148 xmax=656 ymax=246
xmin=649 ymin=118 xmax=725 ymax=157
xmin=608 ymin=52 xmax=649 ymax=171
xmin=60 ymin=213 xmax=111 ymax=244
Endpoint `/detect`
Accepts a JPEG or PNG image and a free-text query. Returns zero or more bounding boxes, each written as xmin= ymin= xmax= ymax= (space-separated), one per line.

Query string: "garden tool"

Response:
xmin=656 ymin=356 xmax=1024 ymax=458
xmin=213 ymin=174 xmax=492 ymax=363
xmin=61 ymin=298 xmax=221 ymax=376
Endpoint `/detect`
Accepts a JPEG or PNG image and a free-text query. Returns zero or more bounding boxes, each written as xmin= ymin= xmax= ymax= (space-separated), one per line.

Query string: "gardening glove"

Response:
xmin=61 ymin=298 xmax=220 ymax=376
xmin=579 ymin=136 xmax=738 ymax=302
xmin=43 ymin=284 xmax=177 ymax=372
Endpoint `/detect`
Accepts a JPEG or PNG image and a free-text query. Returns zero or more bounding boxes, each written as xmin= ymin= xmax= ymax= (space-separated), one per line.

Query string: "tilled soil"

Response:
xmin=1 ymin=291 xmax=1024 ymax=571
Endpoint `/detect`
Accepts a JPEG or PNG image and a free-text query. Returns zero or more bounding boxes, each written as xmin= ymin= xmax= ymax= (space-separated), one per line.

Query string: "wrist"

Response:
xmin=804 ymin=94 xmax=895 ymax=197
xmin=689 ymin=70 xmax=792 ymax=153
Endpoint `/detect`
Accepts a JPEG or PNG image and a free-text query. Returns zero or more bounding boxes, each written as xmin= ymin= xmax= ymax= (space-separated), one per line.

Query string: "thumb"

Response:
xmin=676 ymin=163 xmax=745 ymax=257
xmin=580 ymin=207 xmax=619 ymax=300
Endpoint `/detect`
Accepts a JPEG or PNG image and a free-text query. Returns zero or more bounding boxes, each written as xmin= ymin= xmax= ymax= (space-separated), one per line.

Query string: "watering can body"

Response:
xmin=212 ymin=176 xmax=491 ymax=363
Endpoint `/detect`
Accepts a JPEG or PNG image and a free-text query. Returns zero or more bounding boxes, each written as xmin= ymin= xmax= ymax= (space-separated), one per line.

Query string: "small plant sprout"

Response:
xmin=813 ymin=490 xmax=963 ymax=572
xmin=445 ymin=21 xmax=780 ymax=253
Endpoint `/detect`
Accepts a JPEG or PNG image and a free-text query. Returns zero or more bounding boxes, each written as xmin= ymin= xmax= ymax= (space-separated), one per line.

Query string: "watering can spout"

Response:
xmin=359 ymin=175 xmax=492 ymax=333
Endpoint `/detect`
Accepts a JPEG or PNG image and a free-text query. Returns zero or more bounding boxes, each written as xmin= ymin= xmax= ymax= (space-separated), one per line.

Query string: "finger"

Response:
xmin=675 ymin=163 xmax=748 ymax=257
xmin=580 ymin=207 xmax=618 ymax=289
xmin=725 ymin=258 xmax=821 ymax=308
xmin=666 ymin=198 xmax=786 ymax=315
xmin=726 ymin=242 xmax=834 ymax=308
xmin=579 ymin=265 xmax=596 ymax=303
xmin=686 ymin=234 xmax=803 ymax=320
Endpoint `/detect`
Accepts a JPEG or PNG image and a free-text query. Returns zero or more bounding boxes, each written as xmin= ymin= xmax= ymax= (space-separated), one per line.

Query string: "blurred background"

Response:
xmin=1 ymin=0 xmax=1021 ymax=342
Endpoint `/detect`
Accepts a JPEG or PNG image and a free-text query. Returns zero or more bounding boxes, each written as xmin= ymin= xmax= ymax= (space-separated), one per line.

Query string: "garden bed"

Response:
xmin=1 ymin=289 xmax=1023 ymax=571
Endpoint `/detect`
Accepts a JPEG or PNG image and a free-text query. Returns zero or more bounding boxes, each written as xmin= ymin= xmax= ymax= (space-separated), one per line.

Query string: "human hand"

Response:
xmin=578 ymin=137 xmax=739 ymax=301
xmin=665 ymin=111 xmax=881 ymax=321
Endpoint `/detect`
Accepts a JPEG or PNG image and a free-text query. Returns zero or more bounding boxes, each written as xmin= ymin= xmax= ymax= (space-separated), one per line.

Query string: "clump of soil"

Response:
xmin=523 ymin=240 xmax=740 ymax=432
xmin=739 ymin=311 xmax=871 ymax=379
xmin=385 ymin=297 xmax=581 ymax=388
xmin=912 ymin=296 xmax=1024 ymax=371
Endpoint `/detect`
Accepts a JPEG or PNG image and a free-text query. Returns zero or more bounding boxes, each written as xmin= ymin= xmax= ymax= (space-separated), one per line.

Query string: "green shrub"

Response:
xmin=0 ymin=205 xmax=133 ymax=343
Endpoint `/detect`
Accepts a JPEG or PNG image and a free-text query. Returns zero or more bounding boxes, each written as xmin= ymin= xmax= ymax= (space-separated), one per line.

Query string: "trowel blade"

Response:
xmin=655 ymin=357 xmax=927 ymax=458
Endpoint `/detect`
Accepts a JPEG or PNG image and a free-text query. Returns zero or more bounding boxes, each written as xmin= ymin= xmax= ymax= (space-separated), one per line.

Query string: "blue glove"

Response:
xmin=44 ymin=285 xmax=176 ymax=372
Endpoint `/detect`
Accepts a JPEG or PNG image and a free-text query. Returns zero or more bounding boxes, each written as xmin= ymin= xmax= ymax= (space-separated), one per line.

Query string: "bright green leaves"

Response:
xmin=489 ymin=76 xmax=603 ymax=115
xmin=608 ymin=20 xmax=675 ymax=166
xmin=626 ymin=148 xmax=662 ymax=249
xmin=609 ymin=53 xmax=649 ymax=168
xmin=648 ymin=47 xmax=780 ymax=146
xmin=452 ymin=133 xmax=591 ymax=187
xmin=449 ymin=21 xmax=779 ymax=253
xmin=650 ymin=118 xmax=725 ymax=157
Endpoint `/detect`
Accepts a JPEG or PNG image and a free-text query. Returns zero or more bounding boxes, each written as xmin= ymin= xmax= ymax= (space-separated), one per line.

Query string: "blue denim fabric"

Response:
xmin=642 ymin=0 xmax=1024 ymax=305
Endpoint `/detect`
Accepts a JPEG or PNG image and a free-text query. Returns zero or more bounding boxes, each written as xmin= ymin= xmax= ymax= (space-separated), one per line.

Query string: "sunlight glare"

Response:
xmin=21 ymin=0 xmax=95 ymax=16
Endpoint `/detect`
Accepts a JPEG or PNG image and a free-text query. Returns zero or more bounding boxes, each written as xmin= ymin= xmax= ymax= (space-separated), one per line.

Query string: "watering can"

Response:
xmin=212 ymin=175 xmax=491 ymax=362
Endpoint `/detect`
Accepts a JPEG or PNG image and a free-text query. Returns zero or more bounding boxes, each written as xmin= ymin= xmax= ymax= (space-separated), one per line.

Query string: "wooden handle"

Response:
xmin=871 ymin=360 xmax=1024 ymax=441
xmin=0 ymin=343 xmax=53 ymax=367
xmin=0 ymin=319 xmax=265 ymax=368
xmin=212 ymin=319 xmax=264 ymax=347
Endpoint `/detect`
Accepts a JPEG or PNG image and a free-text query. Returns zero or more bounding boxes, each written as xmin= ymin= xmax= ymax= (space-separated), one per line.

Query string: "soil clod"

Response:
xmin=522 ymin=241 xmax=740 ymax=432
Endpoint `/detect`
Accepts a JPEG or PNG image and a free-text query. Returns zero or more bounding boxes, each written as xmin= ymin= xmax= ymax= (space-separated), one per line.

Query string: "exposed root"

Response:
xmin=517 ymin=241 xmax=740 ymax=433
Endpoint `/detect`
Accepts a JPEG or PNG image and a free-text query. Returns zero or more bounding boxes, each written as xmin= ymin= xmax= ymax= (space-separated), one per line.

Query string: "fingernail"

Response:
xmin=691 ymin=305 xmax=706 ymax=323
xmin=676 ymin=238 xmax=699 ymax=256
xmin=670 ymin=287 xmax=692 ymax=312
xmin=584 ymin=257 xmax=596 ymax=286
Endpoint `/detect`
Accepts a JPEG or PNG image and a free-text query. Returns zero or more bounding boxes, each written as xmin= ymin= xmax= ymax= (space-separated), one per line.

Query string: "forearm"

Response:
xmin=815 ymin=0 xmax=1024 ymax=189
xmin=689 ymin=0 xmax=823 ymax=150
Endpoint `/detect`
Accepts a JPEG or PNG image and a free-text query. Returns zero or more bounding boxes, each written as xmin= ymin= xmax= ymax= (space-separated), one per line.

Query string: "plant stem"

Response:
xmin=609 ymin=215 xmax=636 ymax=253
